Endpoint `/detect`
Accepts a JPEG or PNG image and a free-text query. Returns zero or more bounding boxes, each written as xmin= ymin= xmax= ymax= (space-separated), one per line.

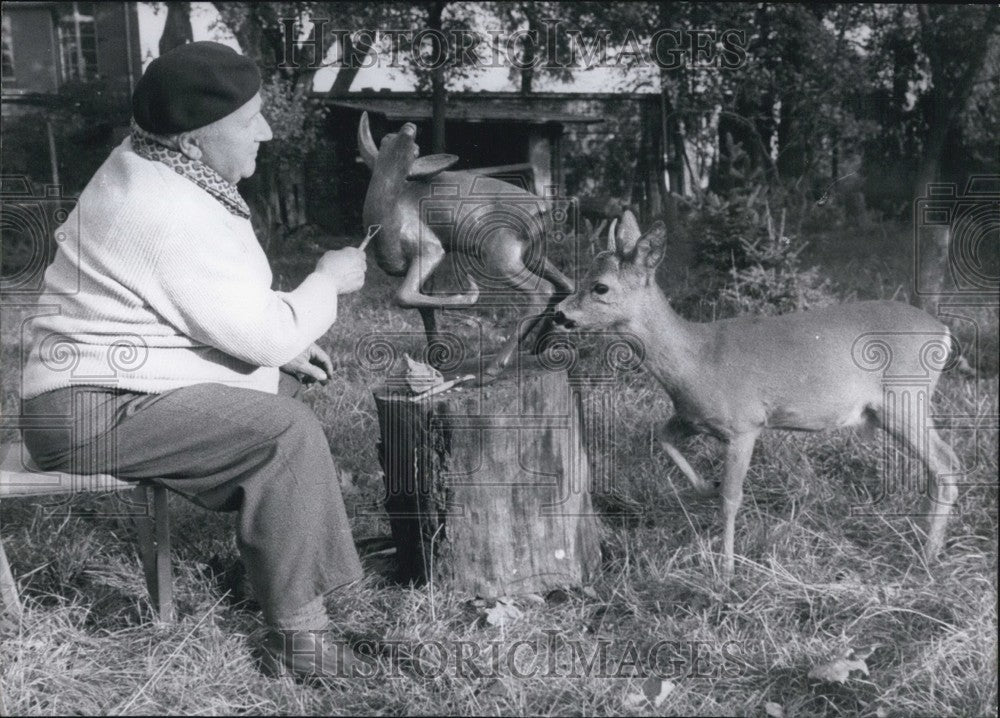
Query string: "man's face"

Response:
xmin=192 ymin=93 xmax=272 ymax=184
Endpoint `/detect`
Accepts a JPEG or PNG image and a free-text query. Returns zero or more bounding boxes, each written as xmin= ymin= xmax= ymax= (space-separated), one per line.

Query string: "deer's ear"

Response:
xmin=408 ymin=154 xmax=460 ymax=180
xmin=633 ymin=221 xmax=666 ymax=270
xmin=614 ymin=209 xmax=642 ymax=256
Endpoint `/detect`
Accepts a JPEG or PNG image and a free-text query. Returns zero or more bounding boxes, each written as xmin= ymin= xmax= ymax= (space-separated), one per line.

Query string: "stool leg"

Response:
xmin=151 ymin=485 xmax=174 ymax=622
xmin=0 ymin=537 xmax=23 ymax=618
xmin=132 ymin=484 xmax=174 ymax=623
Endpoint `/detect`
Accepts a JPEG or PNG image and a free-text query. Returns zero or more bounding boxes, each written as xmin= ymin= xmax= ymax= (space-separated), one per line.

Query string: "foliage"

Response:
xmin=687 ymin=189 xmax=837 ymax=316
xmin=561 ymin=102 xmax=643 ymax=201
xmin=859 ymin=4 xmax=1000 ymax=211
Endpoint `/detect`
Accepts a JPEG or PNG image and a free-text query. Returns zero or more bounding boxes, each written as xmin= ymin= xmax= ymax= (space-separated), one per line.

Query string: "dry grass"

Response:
xmin=1 ymin=223 xmax=996 ymax=716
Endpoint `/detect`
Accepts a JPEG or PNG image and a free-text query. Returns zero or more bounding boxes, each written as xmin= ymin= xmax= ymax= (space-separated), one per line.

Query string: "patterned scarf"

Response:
xmin=129 ymin=120 xmax=251 ymax=219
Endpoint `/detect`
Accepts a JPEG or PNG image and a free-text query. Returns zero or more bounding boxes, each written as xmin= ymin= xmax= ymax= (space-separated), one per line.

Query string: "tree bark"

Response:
xmin=159 ymin=2 xmax=193 ymax=55
xmin=911 ymin=5 xmax=999 ymax=312
xmin=374 ymin=360 xmax=601 ymax=597
xmin=428 ymin=1 xmax=447 ymax=154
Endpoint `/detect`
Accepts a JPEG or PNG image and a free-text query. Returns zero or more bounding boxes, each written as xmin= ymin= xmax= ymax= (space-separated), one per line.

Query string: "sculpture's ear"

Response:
xmin=407 ymin=154 xmax=460 ymax=180
xmin=358 ymin=112 xmax=379 ymax=168
xmin=614 ymin=209 xmax=643 ymax=256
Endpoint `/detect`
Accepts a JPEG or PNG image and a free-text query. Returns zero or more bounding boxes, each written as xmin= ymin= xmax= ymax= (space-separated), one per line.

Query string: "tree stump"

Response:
xmin=374 ymin=355 xmax=601 ymax=598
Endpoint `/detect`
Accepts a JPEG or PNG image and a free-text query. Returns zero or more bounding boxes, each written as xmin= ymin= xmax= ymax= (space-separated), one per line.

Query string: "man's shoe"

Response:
xmin=259 ymin=628 xmax=367 ymax=681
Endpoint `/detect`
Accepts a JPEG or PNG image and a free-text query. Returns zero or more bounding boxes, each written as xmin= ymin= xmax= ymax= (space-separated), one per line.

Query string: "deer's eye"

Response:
xmin=592 ymin=283 xmax=609 ymax=295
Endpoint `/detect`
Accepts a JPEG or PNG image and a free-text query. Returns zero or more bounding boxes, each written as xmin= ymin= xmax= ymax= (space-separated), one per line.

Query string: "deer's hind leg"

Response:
xmin=871 ymin=404 xmax=960 ymax=562
xmin=922 ymin=429 xmax=960 ymax=560
xmin=658 ymin=416 xmax=715 ymax=496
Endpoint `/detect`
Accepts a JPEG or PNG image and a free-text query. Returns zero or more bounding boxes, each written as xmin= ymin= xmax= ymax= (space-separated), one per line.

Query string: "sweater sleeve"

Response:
xmin=146 ymin=224 xmax=341 ymax=367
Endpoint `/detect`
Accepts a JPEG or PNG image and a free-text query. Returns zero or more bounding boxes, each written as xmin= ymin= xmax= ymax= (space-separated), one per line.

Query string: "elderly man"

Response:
xmin=20 ymin=42 xmax=366 ymax=680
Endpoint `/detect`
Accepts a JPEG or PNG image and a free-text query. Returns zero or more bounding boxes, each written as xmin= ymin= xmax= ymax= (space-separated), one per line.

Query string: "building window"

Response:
xmin=2 ymin=13 xmax=14 ymax=82
xmin=57 ymin=2 xmax=98 ymax=81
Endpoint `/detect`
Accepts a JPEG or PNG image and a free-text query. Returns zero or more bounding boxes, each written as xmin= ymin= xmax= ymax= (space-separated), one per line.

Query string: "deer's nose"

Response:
xmin=552 ymin=311 xmax=576 ymax=329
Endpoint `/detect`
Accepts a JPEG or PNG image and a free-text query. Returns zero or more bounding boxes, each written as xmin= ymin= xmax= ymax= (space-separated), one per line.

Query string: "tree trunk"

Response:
xmin=428 ymin=1 xmax=447 ymax=153
xmin=639 ymin=98 xmax=664 ymax=223
xmin=374 ymin=360 xmax=601 ymax=597
xmin=911 ymin=4 xmax=999 ymax=312
xmin=519 ymin=3 xmax=537 ymax=94
xmin=159 ymin=2 xmax=193 ymax=55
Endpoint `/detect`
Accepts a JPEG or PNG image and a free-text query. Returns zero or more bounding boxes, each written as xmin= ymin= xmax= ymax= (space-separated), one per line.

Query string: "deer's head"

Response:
xmin=358 ymin=111 xmax=460 ymax=184
xmin=553 ymin=209 xmax=666 ymax=331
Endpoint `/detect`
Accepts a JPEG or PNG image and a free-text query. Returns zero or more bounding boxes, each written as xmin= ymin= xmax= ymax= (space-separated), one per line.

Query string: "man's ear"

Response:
xmin=175 ymin=131 xmax=203 ymax=161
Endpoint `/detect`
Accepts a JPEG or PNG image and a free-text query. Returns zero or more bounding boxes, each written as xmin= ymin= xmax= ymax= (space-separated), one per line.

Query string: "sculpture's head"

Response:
xmin=358 ymin=112 xmax=460 ymax=183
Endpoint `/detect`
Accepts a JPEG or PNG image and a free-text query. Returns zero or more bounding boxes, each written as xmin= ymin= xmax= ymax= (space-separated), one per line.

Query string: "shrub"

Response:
xmin=686 ymin=188 xmax=838 ymax=316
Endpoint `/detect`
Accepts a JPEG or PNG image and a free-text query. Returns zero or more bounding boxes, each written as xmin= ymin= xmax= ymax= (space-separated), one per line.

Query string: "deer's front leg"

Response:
xmin=719 ymin=432 xmax=758 ymax=580
xmin=658 ymin=416 xmax=715 ymax=496
xmin=396 ymin=244 xmax=479 ymax=308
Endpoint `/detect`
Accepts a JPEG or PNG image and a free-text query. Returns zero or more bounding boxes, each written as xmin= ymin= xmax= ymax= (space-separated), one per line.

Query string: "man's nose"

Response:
xmin=258 ymin=116 xmax=273 ymax=142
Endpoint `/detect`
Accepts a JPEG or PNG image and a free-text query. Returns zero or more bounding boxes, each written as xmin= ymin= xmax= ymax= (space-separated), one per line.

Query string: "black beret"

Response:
xmin=132 ymin=41 xmax=260 ymax=134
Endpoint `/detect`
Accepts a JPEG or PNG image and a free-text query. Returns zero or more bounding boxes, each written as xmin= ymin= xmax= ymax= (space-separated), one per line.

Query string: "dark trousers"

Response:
xmin=21 ymin=374 xmax=363 ymax=625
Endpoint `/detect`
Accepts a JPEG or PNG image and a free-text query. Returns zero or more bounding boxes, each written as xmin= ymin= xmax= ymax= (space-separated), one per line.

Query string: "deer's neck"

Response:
xmin=626 ymin=288 xmax=706 ymax=399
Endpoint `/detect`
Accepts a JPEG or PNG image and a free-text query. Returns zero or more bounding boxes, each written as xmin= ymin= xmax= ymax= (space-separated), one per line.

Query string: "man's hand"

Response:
xmin=317 ymin=247 xmax=366 ymax=294
xmin=282 ymin=343 xmax=334 ymax=384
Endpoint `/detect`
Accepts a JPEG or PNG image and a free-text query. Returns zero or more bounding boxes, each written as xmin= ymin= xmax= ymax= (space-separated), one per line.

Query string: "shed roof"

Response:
xmin=320 ymin=95 xmax=603 ymax=125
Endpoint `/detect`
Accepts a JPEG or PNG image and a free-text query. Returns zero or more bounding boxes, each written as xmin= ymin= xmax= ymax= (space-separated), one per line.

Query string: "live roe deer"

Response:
xmin=553 ymin=211 xmax=960 ymax=579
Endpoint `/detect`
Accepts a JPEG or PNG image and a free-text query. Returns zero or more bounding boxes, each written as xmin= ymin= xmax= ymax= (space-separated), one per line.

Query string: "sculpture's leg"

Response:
xmin=481 ymin=314 xmax=546 ymax=383
xmin=418 ymin=308 xmax=443 ymax=368
xmin=478 ymin=240 xmax=575 ymax=382
xmin=396 ymin=244 xmax=479 ymax=308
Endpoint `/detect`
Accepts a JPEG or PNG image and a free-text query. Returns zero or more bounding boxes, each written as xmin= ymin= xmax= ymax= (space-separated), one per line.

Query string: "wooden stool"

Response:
xmin=0 ymin=443 xmax=174 ymax=622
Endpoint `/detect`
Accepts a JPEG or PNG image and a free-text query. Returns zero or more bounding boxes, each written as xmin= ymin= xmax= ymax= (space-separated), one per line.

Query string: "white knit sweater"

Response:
xmin=22 ymin=137 xmax=340 ymax=399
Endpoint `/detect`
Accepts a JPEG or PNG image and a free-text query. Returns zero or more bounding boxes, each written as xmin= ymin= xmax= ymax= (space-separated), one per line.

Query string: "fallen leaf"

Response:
xmin=764 ymin=701 xmax=785 ymax=717
xmin=522 ymin=593 xmax=546 ymax=605
xmin=581 ymin=586 xmax=599 ymax=600
xmin=808 ymin=647 xmax=870 ymax=684
xmin=403 ymin=353 xmax=444 ymax=393
xmin=623 ymin=677 xmax=675 ymax=708
xmin=484 ymin=598 xmax=522 ymax=627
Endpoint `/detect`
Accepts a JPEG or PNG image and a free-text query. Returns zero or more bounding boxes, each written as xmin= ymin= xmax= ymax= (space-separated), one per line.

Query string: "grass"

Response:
xmin=1 ymin=220 xmax=997 ymax=716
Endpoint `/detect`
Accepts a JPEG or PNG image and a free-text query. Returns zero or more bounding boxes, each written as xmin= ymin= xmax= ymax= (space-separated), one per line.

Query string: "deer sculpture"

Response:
xmin=357 ymin=112 xmax=574 ymax=379
xmin=552 ymin=210 xmax=960 ymax=579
